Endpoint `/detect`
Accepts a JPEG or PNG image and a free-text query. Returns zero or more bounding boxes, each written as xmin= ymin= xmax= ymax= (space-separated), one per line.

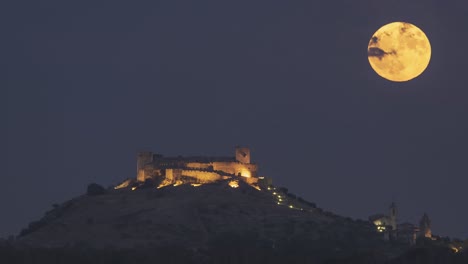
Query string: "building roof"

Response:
xmin=368 ymin=214 xmax=387 ymax=222
xmin=153 ymin=155 xmax=238 ymax=163
xmin=398 ymin=222 xmax=416 ymax=229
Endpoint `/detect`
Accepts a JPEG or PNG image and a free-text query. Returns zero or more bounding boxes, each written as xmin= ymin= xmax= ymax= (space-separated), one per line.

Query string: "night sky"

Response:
xmin=3 ymin=1 xmax=468 ymax=239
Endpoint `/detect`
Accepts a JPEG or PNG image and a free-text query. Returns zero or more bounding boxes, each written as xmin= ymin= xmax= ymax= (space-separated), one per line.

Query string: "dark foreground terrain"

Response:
xmin=1 ymin=242 xmax=467 ymax=264
xmin=4 ymin=180 xmax=467 ymax=263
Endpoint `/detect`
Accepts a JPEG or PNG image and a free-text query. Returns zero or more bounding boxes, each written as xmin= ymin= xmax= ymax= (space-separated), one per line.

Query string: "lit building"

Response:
xmin=418 ymin=213 xmax=432 ymax=239
xmin=135 ymin=147 xmax=270 ymax=188
xmin=397 ymin=222 xmax=419 ymax=245
xmin=369 ymin=202 xmax=398 ymax=240
xmin=369 ymin=203 xmax=434 ymax=245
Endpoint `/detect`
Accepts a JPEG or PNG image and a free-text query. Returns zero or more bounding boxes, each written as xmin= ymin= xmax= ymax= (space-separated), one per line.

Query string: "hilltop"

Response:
xmin=8 ymin=145 xmax=468 ymax=263
xmin=17 ymin=180 xmax=380 ymax=250
xmin=4 ymin=180 xmax=467 ymax=264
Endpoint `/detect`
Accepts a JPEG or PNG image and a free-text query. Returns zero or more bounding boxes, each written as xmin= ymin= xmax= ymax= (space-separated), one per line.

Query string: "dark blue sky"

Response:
xmin=3 ymin=0 xmax=468 ymax=239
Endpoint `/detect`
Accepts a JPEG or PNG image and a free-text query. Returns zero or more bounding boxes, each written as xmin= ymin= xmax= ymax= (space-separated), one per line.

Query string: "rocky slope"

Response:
xmin=10 ymin=180 xmax=468 ymax=263
xmin=18 ymin=180 xmax=382 ymax=252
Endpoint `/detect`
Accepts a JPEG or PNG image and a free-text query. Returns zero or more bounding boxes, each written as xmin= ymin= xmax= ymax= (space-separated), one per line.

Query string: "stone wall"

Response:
xmin=242 ymin=177 xmax=259 ymax=185
xmin=137 ymin=152 xmax=153 ymax=176
xmin=186 ymin=161 xmax=258 ymax=178
xmin=166 ymin=169 xmax=182 ymax=182
xmin=212 ymin=162 xmax=257 ymax=178
xmin=186 ymin=162 xmax=212 ymax=170
xmin=137 ymin=169 xmax=146 ymax=182
xmin=137 ymin=164 xmax=161 ymax=182
xmin=235 ymin=147 xmax=251 ymax=163
xmin=181 ymin=170 xmax=223 ymax=183
xmin=136 ymin=148 xmax=260 ymax=183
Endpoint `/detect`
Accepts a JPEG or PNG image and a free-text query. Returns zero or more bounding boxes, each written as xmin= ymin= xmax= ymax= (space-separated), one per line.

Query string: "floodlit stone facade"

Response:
xmin=136 ymin=147 xmax=268 ymax=188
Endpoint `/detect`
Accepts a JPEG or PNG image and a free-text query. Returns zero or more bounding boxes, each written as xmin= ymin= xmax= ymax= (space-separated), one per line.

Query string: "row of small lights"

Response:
xmin=131 ymin=180 xmax=239 ymax=191
xmin=268 ymin=186 xmax=303 ymax=211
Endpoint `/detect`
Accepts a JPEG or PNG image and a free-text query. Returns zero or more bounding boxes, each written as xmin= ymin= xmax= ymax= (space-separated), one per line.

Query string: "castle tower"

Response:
xmin=137 ymin=151 xmax=153 ymax=181
xmin=389 ymin=202 xmax=397 ymax=231
xmin=235 ymin=147 xmax=251 ymax=164
xmin=419 ymin=213 xmax=432 ymax=238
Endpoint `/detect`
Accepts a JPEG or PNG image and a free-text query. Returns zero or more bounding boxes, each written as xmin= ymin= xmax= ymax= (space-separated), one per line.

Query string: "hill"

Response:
xmin=17 ymin=180 xmax=379 ymax=249
xmin=4 ymin=180 xmax=467 ymax=263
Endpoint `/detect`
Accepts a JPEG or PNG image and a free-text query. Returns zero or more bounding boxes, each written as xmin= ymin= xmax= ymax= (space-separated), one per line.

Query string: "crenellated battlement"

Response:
xmin=135 ymin=147 xmax=265 ymax=189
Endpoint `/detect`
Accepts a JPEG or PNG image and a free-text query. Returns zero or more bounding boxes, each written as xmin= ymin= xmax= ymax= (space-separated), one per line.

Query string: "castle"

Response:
xmin=126 ymin=147 xmax=436 ymax=245
xmin=135 ymin=146 xmax=271 ymax=189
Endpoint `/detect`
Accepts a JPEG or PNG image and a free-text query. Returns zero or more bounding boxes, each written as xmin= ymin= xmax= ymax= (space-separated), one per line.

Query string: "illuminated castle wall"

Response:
xmin=136 ymin=147 xmax=261 ymax=187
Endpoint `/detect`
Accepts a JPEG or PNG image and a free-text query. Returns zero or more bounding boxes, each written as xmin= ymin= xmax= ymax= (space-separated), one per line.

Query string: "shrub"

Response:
xmin=140 ymin=179 xmax=155 ymax=189
xmin=19 ymin=220 xmax=47 ymax=237
xmin=87 ymin=183 xmax=106 ymax=196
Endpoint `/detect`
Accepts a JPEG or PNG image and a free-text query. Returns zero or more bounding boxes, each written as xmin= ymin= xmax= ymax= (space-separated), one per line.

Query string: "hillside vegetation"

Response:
xmin=5 ymin=180 xmax=466 ymax=263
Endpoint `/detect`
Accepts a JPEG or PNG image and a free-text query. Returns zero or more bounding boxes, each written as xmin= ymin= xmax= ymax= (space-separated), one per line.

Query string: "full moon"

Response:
xmin=368 ymin=22 xmax=431 ymax=82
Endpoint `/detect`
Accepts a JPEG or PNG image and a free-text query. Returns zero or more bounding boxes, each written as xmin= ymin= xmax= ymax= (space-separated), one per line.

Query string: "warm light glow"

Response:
xmin=173 ymin=180 xmax=183 ymax=187
xmin=376 ymin=226 xmax=386 ymax=233
xmin=252 ymin=185 xmax=261 ymax=191
xmin=157 ymin=180 xmax=172 ymax=189
xmin=239 ymin=168 xmax=251 ymax=178
xmin=131 ymin=187 xmax=137 ymax=191
xmin=191 ymin=183 xmax=202 ymax=187
xmin=114 ymin=179 xmax=132 ymax=190
xmin=228 ymin=180 xmax=239 ymax=188
xmin=368 ymin=22 xmax=431 ymax=82
xmin=289 ymin=205 xmax=294 ymax=209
